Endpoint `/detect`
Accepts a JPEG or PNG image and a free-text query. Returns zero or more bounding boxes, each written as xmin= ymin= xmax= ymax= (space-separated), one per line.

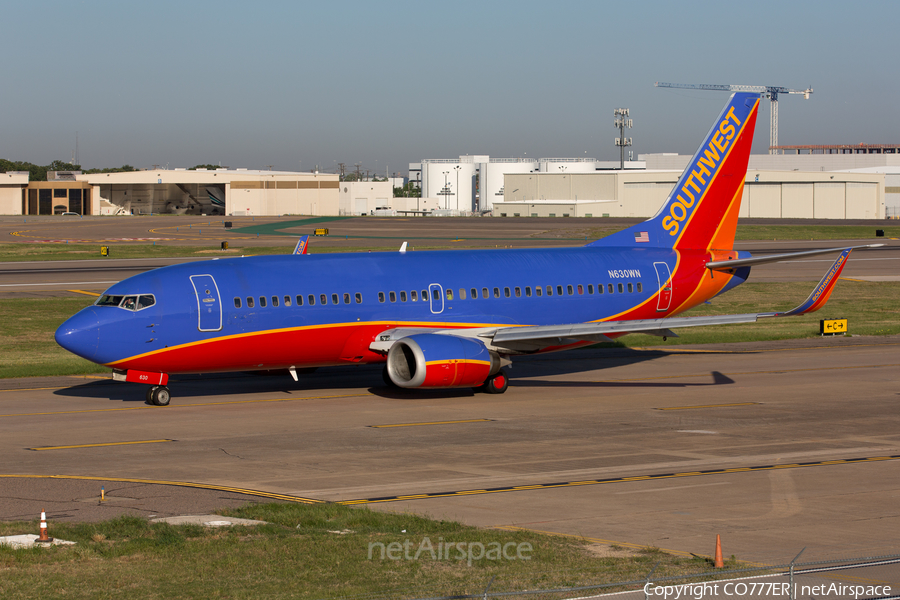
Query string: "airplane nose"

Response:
xmin=55 ymin=308 xmax=101 ymax=362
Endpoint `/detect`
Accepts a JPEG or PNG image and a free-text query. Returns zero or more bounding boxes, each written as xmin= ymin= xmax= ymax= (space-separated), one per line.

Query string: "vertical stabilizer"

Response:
xmin=590 ymin=92 xmax=760 ymax=251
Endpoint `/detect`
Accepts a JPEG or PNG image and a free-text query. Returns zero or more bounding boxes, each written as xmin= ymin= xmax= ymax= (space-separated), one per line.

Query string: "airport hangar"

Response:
xmin=412 ymin=152 xmax=897 ymax=219
xmin=0 ymin=169 xmax=341 ymax=217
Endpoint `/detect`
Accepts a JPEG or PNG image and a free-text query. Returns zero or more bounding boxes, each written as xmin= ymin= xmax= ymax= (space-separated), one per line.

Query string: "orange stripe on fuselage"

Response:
xmin=107 ymin=320 xmax=495 ymax=373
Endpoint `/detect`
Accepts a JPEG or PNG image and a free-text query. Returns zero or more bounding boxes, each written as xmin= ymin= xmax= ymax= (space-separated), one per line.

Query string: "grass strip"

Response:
xmin=642 ymin=280 xmax=900 ymax=346
xmin=0 ymin=243 xmax=291 ymax=262
xmin=0 ymin=297 xmax=106 ymax=378
xmin=0 ymin=502 xmax=738 ymax=600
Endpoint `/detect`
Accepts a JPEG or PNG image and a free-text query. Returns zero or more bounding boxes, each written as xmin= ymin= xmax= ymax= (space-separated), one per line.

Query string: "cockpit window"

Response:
xmin=96 ymin=294 xmax=156 ymax=311
xmin=96 ymin=294 xmax=124 ymax=307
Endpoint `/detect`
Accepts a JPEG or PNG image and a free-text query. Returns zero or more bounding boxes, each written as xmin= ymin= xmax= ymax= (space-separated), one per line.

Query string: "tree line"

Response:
xmin=0 ymin=159 xmax=140 ymax=181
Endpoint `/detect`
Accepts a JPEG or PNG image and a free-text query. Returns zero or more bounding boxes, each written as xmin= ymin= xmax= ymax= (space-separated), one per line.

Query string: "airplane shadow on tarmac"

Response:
xmin=50 ymin=346 xmax=737 ymax=403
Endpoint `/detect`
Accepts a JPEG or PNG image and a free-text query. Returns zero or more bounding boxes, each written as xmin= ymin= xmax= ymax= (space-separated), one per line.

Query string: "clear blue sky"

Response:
xmin=2 ymin=0 xmax=897 ymax=176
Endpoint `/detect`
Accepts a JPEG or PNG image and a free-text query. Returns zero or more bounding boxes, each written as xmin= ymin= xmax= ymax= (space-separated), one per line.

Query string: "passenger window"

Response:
xmin=446 ymin=288 xmax=453 ymax=300
xmin=284 ymin=295 xmax=291 ymax=307
xmin=422 ymin=289 xmax=428 ymax=300
xmin=355 ymin=292 xmax=362 ymax=304
xmin=247 ymin=297 xmax=254 ymax=308
xmin=389 ymin=291 xmax=396 ymax=302
xmin=597 ymin=284 xmax=604 ymax=295
xmin=234 ymin=297 xmax=242 ymax=309
xmin=557 ymin=285 xmax=564 ymax=296
xmin=514 ymin=287 xmax=521 ymax=297
xmin=400 ymin=291 xmax=407 ymax=302
xmin=608 ymin=284 xmax=614 ymax=294
xmin=308 ymin=294 xmax=315 ymax=306
xmin=546 ymin=286 xmax=553 ymax=296
xmin=470 ymin=288 xmax=477 ymax=299
xmin=272 ymin=296 xmax=279 ymax=307
xmin=525 ymin=286 xmax=532 ymax=297
xmin=617 ymin=283 xmax=624 ymax=294
xmin=459 ymin=288 xmax=466 ymax=300
xmin=343 ymin=293 xmax=351 ymax=304
xmin=588 ymin=284 xmax=594 ymax=294
xmin=259 ymin=296 xmax=267 ymax=307
xmin=493 ymin=287 xmax=500 ymax=298
xmin=138 ymin=295 xmax=155 ymax=309
xmin=567 ymin=285 xmax=573 ymax=295
xmin=536 ymin=286 xmax=542 ymax=297
xmin=320 ymin=294 xmax=327 ymax=305
xmin=411 ymin=290 xmax=418 ymax=302
xmin=628 ymin=283 xmax=633 ymax=293
xmin=637 ymin=282 xmax=643 ymax=293
xmin=296 ymin=295 xmax=304 ymax=306
xmin=504 ymin=287 xmax=510 ymax=298
xmin=378 ymin=292 xmax=385 ymax=303
xmin=577 ymin=285 xmax=583 ymax=295
xmin=331 ymin=293 xmax=338 ymax=305
xmin=482 ymin=287 xmax=488 ymax=299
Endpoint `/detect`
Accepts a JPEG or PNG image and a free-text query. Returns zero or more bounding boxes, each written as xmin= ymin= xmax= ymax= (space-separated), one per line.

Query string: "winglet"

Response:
xmin=765 ymin=248 xmax=852 ymax=317
xmin=399 ymin=241 xmax=408 ymax=253
xmin=293 ymin=235 xmax=310 ymax=255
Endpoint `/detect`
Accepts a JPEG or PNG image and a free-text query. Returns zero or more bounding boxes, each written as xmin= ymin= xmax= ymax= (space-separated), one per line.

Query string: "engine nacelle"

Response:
xmin=386 ymin=333 xmax=494 ymax=389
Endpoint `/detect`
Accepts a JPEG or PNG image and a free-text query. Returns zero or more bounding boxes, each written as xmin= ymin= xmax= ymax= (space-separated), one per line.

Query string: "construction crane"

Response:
xmin=654 ymin=82 xmax=813 ymax=154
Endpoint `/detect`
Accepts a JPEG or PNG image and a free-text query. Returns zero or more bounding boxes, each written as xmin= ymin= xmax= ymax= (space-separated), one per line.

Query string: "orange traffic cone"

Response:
xmin=36 ymin=509 xmax=53 ymax=544
xmin=714 ymin=534 xmax=724 ymax=568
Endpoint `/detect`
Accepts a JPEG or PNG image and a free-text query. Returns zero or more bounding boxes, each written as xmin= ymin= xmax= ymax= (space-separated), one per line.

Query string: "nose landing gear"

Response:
xmin=145 ymin=385 xmax=171 ymax=406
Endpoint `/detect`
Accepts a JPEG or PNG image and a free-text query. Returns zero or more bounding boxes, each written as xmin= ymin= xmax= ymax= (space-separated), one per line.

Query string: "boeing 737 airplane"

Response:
xmin=56 ymin=92 xmax=877 ymax=405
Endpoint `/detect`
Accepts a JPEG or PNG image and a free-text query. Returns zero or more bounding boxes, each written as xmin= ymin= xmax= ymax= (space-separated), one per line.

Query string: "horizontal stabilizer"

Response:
xmin=707 ymin=244 xmax=881 ymax=271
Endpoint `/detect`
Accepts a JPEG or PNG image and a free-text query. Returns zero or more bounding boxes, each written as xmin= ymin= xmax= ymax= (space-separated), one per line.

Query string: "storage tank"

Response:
xmin=539 ymin=158 xmax=599 ymax=173
xmin=421 ymin=158 xmax=477 ymax=212
xmin=479 ymin=158 xmax=538 ymax=212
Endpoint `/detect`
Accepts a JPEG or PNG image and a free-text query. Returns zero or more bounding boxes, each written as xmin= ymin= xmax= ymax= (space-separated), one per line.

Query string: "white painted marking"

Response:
xmin=0 ymin=281 xmax=119 ymax=288
xmin=615 ymin=481 xmax=730 ymax=495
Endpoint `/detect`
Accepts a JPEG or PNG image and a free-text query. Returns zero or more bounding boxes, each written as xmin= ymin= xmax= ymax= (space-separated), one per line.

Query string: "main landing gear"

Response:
xmin=478 ymin=369 xmax=509 ymax=394
xmin=145 ymin=385 xmax=171 ymax=406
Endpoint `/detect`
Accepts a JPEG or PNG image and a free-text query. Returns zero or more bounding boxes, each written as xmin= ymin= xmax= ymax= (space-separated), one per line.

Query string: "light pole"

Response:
xmin=453 ymin=165 xmax=461 ymax=212
xmin=442 ymin=171 xmax=449 ymax=210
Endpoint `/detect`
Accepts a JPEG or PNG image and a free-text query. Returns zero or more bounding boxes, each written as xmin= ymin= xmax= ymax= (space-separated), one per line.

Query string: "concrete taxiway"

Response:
xmin=1 ymin=336 xmax=898 ymax=565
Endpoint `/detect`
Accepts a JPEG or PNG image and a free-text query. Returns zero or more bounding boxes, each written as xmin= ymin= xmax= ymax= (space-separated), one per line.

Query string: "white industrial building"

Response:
xmin=411 ymin=156 xmax=644 ymax=213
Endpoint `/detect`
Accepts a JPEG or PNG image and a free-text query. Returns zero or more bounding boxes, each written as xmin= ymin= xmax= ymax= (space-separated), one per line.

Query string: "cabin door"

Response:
xmin=190 ymin=274 xmax=223 ymax=332
xmin=653 ymin=262 xmax=673 ymax=312
xmin=429 ymin=283 xmax=444 ymax=314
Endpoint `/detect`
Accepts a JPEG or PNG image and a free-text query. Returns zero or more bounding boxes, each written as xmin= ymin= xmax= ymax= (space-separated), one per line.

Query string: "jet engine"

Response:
xmin=385 ymin=333 xmax=496 ymax=389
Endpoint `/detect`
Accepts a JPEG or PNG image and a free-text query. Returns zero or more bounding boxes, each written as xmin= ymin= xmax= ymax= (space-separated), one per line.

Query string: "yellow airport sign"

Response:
xmin=314 ymin=228 xmax=329 ymax=236
xmin=820 ymin=318 xmax=847 ymax=336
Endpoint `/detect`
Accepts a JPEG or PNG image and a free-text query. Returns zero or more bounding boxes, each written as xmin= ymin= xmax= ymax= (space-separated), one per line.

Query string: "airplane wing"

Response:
xmin=483 ymin=248 xmax=853 ymax=352
xmin=371 ymin=247 xmax=855 ymax=355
